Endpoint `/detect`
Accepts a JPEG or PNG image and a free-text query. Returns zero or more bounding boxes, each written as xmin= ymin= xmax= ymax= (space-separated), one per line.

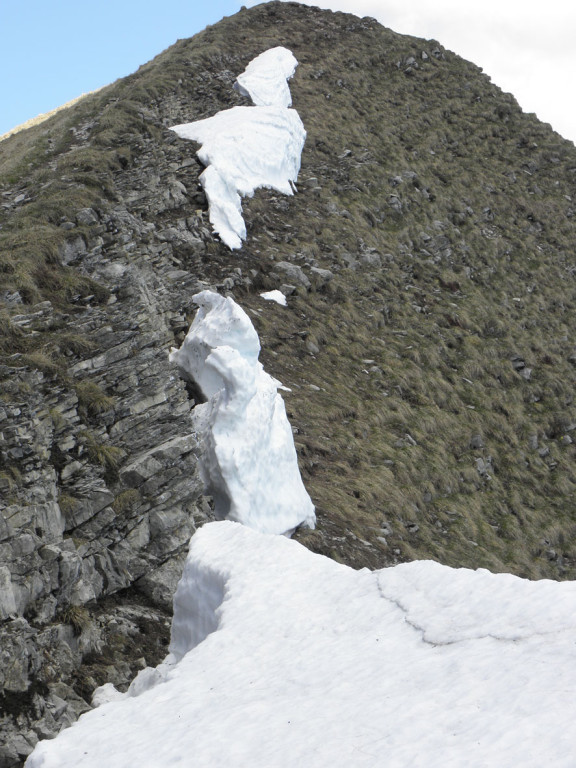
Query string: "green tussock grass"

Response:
xmin=80 ymin=431 xmax=124 ymax=480
xmin=112 ymin=489 xmax=142 ymax=515
xmin=76 ymin=381 xmax=116 ymax=419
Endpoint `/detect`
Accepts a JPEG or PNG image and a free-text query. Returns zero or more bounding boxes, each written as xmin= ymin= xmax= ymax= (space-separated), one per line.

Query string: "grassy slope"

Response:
xmin=2 ymin=2 xmax=576 ymax=578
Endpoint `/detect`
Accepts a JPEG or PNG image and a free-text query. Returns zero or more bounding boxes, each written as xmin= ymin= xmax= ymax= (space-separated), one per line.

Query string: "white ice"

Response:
xmin=170 ymin=47 xmax=305 ymax=250
xmin=260 ymin=289 xmax=287 ymax=306
xmin=169 ymin=289 xmax=261 ymax=400
xmin=234 ymin=46 xmax=298 ymax=107
xmin=169 ymin=290 xmax=315 ymax=535
xmin=26 ymin=521 xmax=576 ymax=768
xmin=171 ymin=106 xmax=305 ymax=249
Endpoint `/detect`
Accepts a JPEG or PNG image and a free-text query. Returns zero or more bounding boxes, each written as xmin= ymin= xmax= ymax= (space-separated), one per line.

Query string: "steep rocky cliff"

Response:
xmin=2 ymin=3 xmax=576 ymax=763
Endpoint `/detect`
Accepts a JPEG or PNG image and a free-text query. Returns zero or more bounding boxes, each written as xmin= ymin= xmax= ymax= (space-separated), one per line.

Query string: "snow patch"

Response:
xmin=26 ymin=521 xmax=576 ymax=768
xmin=91 ymin=683 xmax=123 ymax=708
xmin=234 ymin=46 xmax=298 ymax=107
xmin=260 ymin=289 xmax=287 ymax=306
xmin=169 ymin=291 xmax=315 ymax=535
xmin=377 ymin=558 xmax=576 ymax=644
xmin=170 ymin=47 xmax=305 ymax=250
xmin=169 ymin=290 xmax=260 ymax=400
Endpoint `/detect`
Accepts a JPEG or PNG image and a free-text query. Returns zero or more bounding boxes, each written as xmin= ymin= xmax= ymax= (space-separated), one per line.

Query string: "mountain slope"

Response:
xmin=1 ymin=2 xmax=576 ymax=762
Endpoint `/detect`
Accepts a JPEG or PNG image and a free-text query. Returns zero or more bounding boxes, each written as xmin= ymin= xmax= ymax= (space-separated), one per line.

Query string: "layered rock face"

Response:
xmin=2 ymin=2 xmax=576 ymax=763
xmin=0 ymin=199 xmax=212 ymax=764
xmin=0 ymin=54 xmax=223 ymax=767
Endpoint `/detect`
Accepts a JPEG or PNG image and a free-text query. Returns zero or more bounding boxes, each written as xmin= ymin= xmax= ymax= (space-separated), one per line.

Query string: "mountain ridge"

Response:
xmin=1 ymin=2 xmax=576 ymax=763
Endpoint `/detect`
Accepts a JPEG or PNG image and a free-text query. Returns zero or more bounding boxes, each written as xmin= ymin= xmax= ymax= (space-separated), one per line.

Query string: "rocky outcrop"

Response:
xmin=0 ymin=146 xmax=219 ymax=765
xmin=0 ymin=36 xmax=272 ymax=757
xmin=0 ymin=234 xmax=213 ymax=763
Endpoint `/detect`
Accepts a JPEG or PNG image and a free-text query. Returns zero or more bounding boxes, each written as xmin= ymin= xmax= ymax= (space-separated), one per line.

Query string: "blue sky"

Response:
xmin=2 ymin=0 xmax=575 ymax=144
xmin=0 ymin=0 xmax=245 ymax=135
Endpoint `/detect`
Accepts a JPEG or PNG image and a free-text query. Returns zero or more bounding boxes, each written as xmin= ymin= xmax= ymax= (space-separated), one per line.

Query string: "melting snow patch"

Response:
xmin=26 ymin=521 xmax=576 ymax=768
xmin=169 ymin=291 xmax=315 ymax=535
xmin=170 ymin=46 xmax=305 ymax=250
xmin=234 ymin=46 xmax=298 ymax=107
xmin=260 ymin=289 xmax=287 ymax=306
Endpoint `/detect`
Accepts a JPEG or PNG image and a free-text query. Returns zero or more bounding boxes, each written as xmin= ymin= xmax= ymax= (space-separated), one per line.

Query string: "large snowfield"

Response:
xmin=27 ymin=521 xmax=576 ymax=767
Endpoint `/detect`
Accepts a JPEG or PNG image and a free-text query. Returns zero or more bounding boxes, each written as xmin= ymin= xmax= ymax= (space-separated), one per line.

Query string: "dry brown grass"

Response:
xmin=0 ymin=89 xmax=102 ymax=143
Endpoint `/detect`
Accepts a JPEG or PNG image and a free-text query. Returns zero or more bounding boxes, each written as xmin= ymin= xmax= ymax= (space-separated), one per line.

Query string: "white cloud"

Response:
xmin=247 ymin=0 xmax=576 ymax=143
